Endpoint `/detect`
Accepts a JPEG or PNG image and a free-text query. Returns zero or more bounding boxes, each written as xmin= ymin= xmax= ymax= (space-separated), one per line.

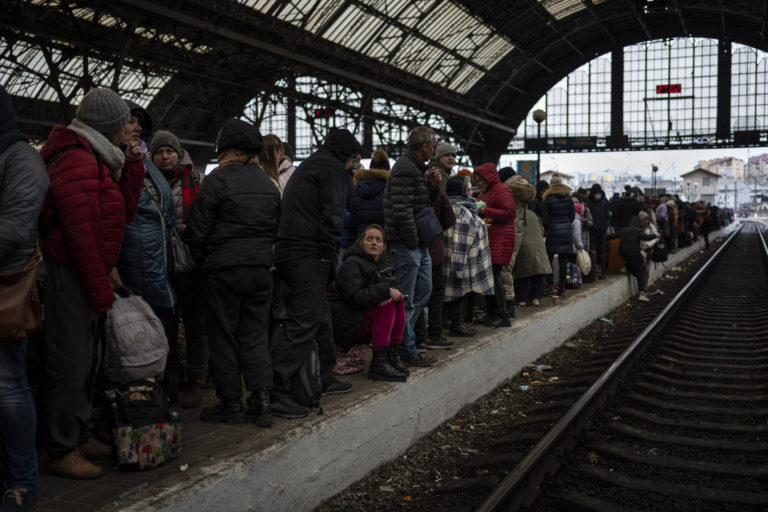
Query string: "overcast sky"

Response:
xmin=498 ymin=146 xmax=768 ymax=180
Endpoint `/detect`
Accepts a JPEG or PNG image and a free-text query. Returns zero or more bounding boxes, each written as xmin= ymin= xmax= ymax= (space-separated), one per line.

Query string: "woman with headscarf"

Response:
xmin=441 ymin=176 xmax=495 ymax=335
xmin=39 ymin=88 xmax=144 ymax=479
xmin=185 ymin=118 xmax=281 ymax=427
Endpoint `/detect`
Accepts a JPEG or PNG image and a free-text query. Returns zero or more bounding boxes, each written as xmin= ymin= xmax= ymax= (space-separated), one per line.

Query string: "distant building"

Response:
xmin=747 ymin=154 xmax=768 ymax=183
xmin=680 ymin=168 xmax=719 ymax=204
xmin=697 ymin=157 xmax=746 ymax=179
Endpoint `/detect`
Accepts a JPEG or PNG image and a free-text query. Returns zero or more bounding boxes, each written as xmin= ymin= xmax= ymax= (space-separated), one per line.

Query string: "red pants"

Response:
xmin=355 ymin=301 xmax=406 ymax=351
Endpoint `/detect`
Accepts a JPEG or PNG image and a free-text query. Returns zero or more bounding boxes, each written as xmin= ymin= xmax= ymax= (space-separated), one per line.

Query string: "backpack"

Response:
xmin=103 ymin=289 xmax=168 ymax=386
xmin=565 ymin=262 xmax=582 ymax=289
xmin=652 ymin=240 xmax=668 ymax=262
xmin=288 ymin=339 xmax=323 ymax=410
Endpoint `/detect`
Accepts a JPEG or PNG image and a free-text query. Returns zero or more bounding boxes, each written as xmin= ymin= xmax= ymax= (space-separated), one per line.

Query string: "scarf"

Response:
xmin=68 ymin=119 xmax=126 ymax=181
xmin=162 ymin=165 xmax=199 ymax=224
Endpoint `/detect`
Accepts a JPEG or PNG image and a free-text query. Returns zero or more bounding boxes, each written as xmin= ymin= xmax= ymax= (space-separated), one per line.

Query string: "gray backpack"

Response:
xmin=103 ymin=290 xmax=168 ymax=385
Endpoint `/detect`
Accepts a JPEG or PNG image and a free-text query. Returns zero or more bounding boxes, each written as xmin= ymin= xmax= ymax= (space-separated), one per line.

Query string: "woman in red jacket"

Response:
xmin=473 ymin=163 xmax=516 ymax=328
xmin=39 ymin=88 xmax=144 ymax=480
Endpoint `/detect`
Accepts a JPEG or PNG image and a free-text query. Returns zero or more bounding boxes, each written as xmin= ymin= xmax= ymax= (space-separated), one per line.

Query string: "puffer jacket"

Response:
xmin=39 ymin=127 xmax=144 ymax=312
xmin=383 ymin=152 xmax=431 ymax=250
xmin=0 ymin=142 xmax=48 ymax=274
xmin=475 ymin=164 xmax=516 ymax=265
xmin=543 ymin=184 xmax=575 ymax=255
xmin=185 ymin=162 xmax=280 ymax=271
xmin=117 ymin=161 xmax=176 ymax=309
xmin=328 ymin=243 xmax=402 ymax=350
xmin=163 ymin=150 xmax=200 ymax=226
xmin=349 ymin=168 xmax=388 ymax=238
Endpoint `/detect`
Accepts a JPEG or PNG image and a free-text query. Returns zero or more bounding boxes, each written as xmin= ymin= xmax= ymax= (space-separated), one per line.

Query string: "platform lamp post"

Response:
xmin=533 ymin=109 xmax=547 ymax=183
xmin=651 ymin=164 xmax=658 ymax=197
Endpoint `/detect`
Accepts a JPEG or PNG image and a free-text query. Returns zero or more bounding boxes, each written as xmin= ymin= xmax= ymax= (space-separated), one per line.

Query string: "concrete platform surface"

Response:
xmin=34 ymin=230 xmax=725 ymax=512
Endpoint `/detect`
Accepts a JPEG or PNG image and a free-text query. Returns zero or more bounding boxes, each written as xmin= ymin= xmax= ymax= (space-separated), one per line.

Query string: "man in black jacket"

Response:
xmin=271 ymin=128 xmax=361 ymax=416
xmin=587 ymin=183 xmax=611 ymax=279
xmin=185 ymin=118 xmax=280 ymax=426
xmin=383 ymin=126 xmax=438 ymax=367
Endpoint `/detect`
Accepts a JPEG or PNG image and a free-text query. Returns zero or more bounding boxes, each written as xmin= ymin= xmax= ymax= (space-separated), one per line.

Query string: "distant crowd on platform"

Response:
xmin=0 ymin=85 xmax=726 ymax=510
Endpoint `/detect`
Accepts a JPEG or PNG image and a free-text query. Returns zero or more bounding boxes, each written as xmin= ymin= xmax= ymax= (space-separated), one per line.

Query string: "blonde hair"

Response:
xmin=259 ymin=134 xmax=282 ymax=184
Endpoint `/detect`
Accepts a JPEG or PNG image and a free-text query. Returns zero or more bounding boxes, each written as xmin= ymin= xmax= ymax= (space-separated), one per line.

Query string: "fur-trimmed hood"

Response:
xmin=353 ymin=167 xmax=390 ymax=185
xmin=504 ymin=175 xmax=536 ymax=205
xmin=542 ymin=184 xmax=572 ymax=199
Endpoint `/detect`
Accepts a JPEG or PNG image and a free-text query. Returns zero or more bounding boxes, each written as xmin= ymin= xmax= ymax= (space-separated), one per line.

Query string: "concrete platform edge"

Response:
xmin=125 ymin=231 xmax=724 ymax=512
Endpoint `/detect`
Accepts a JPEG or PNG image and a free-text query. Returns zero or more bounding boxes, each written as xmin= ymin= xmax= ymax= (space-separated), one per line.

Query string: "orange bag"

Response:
xmin=606 ymin=238 xmax=626 ymax=272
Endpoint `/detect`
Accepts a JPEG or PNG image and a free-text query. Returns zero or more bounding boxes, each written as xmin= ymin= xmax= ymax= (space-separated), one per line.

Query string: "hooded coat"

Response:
xmin=348 ymin=168 xmax=389 ymax=238
xmin=328 ymin=243 xmax=402 ymax=350
xmin=383 ymin=152 xmax=432 ymax=250
xmin=185 ymin=121 xmax=280 ymax=271
xmin=504 ymin=175 xmax=536 ymax=269
xmin=475 ymin=163 xmax=516 ymax=265
xmin=513 ymin=211 xmax=552 ymax=280
xmin=0 ymin=89 xmax=49 ymax=276
xmin=543 ymin=184 xmax=575 ymax=255
xmin=588 ymin=184 xmax=611 ymax=237
xmin=276 ymin=129 xmax=360 ymax=262
xmin=39 ymin=128 xmax=144 ymax=313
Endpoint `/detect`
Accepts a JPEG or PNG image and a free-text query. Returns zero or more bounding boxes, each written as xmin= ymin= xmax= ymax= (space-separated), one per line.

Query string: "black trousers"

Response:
xmin=590 ymin=232 xmax=607 ymax=272
xmin=42 ymin=259 xmax=98 ymax=458
xmin=271 ymin=257 xmax=336 ymax=393
xmin=415 ymin=263 xmax=445 ymax=342
xmin=205 ymin=265 xmax=272 ymax=402
xmin=172 ymin=273 xmax=209 ymax=377
xmin=484 ymin=263 xmax=508 ymax=317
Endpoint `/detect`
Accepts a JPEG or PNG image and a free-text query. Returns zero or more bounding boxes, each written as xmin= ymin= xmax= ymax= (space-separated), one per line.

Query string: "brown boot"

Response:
xmin=180 ymin=374 xmax=204 ymax=409
xmin=79 ymin=437 xmax=112 ymax=460
xmin=48 ymin=450 xmax=103 ymax=480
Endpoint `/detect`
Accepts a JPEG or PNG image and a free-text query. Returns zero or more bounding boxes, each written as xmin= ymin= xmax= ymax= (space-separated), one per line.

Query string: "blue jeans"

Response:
xmin=390 ymin=244 xmax=432 ymax=358
xmin=0 ymin=339 xmax=38 ymax=491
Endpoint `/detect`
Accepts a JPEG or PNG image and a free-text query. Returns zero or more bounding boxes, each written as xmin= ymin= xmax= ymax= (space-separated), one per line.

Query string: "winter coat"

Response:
xmin=348 ymin=168 xmax=388 ymax=239
xmin=475 ymin=165 xmax=516 ymax=265
xmin=185 ymin=162 xmax=280 ymax=271
xmin=277 ymin=157 xmax=295 ymax=191
xmin=441 ymin=198 xmax=495 ymax=300
xmin=611 ymin=197 xmax=643 ymax=229
xmin=428 ymin=185 xmax=456 ymax=265
xmin=383 ymin=152 xmax=432 ymax=250
xmin=528 ymin=197 xmax=549 ymax=228
xmin=163 ymin=150 xmax=200 ymax=226
xmin=588 ymin=197 xmax=610 ymax=236
xmin=427 ymin=159 xmax=452 ymax=192
xmin=513 ymin=211 xmax=552 ymax=280
xmin=0 ymin=142 xmax=48 ymax=274
xmin=328 ymin=244 xmax=402 ymax=350
xmin=572 ymin=217 xmax=584 ymax=251
xmin=276 ymin=132 xmax=359 ymax=262
xmin=117 ymin=161 xmax=176 ymax=309
xmin=504 ymin=175 xmax=535 ymax=269
xmin=39 ymin=127 xmax=144 ymax=312
xmin=543 ymin=185 xmax=575 ymax=255
xmin=610 ymin=219 xmax=657 ymax=264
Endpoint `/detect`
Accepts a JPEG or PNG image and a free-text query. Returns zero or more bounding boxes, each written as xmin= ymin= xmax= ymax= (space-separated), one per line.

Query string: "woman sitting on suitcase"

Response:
xmin=329 ymin=224 xmax=409 ymax=382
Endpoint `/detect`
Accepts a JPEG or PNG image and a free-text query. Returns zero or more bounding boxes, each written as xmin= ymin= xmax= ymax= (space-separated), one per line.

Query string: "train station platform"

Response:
xmin=35 ymin=229 xmax=728 ymax=512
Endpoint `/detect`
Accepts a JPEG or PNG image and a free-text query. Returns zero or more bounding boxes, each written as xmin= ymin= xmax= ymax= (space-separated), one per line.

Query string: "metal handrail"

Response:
xmin=475 ymin=224 xmax=744 ymax=512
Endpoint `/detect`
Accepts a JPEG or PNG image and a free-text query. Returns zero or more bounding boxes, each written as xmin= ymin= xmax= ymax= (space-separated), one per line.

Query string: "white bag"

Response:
xmin=103 ymin=290 xmax=169 ymax=385
xmin=576 ymin=248 xmax=592 ymax=275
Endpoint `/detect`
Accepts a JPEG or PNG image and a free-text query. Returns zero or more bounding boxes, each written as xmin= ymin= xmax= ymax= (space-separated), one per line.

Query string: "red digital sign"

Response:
xmin=656 ymin=84 xmax=681 ymax=94
xmin=314 ymin=108 xmax=335 ymax=118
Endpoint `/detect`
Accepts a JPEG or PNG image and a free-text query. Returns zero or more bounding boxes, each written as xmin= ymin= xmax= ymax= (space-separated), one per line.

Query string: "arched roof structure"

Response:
xmin=3 ymin=0 xmax=767 ymax=163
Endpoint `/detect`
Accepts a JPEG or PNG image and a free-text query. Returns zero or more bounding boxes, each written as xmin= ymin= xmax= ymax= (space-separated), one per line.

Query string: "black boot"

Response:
xmin=246 ymin=388 xmax=273 ymax=427
xmin=369 ymin=349 xmax=407 ymax=382
xmin=449 ymin=321 xmax=476 ymax=337
xmin=387 ymin=346 xmax=410 ymax=376
xmin=200 ymin=399 xmax=246 ymax=423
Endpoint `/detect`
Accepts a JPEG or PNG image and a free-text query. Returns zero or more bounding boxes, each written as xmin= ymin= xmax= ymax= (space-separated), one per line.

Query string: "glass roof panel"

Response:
xmin=539 ymin=0 xmax=586 ymax=20
xmin=245 ymin=0 xmax=513 ymax=93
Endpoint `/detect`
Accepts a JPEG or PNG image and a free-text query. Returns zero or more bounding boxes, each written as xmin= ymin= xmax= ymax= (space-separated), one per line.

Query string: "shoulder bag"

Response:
xmin=0 ymin=250 xmax=42 ymax=344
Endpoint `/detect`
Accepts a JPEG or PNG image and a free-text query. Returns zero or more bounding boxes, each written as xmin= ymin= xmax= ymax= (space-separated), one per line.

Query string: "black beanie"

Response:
xmin=216 ymin=118 xmax=263 ymax=156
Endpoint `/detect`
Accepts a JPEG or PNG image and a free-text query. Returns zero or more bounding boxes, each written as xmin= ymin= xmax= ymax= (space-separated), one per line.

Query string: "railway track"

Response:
xmin=475 ymin=222 xmax=768 ymax=512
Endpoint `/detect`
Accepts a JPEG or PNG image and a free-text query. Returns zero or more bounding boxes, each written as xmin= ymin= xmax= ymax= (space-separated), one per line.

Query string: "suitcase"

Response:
xmin=607 ymin=238 xmax=626 ymax=272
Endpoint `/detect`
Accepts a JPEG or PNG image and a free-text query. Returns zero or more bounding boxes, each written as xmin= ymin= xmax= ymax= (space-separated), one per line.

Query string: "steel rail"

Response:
xmin=475 ymin=224 xmax=744 ymax=512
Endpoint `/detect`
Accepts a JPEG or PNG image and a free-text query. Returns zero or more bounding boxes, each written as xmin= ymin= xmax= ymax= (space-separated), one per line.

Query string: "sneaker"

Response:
xmin=322 ymin=379 xmax=352 ymax=396
xmin=484 ymin=316 xmax=511 ymax=328
xmin=638 ymin=292 xmax=650 ymax=302
xmin=448 ymin=323 xmax=476 ymax=337
xmin=48 ymin=450 xmax=103 ymax=480
xmin=270 ymin=394 xmax=309 ymax=418
xmin=78 ymin=437 xmax=112 ymax=460
xmin=426 ymin=337 xmax=454 ymax=350
xmin=1 ymin=488 xmax=37 ymax=511
xmin=532 ymin=298 xmax=540 ymax=306
xmin=517 ymin=301 xmax=527 ymax=307
xmin=401 ymin=353 xmax=437 ymax=367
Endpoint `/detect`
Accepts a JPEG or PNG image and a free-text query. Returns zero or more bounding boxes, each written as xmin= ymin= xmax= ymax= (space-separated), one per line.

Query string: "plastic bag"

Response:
xmin=576 ymin=248 xmax=592 ymax=275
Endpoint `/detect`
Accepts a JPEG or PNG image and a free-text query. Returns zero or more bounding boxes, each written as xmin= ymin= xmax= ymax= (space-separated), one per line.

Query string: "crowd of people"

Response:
xmin=0 ymin=84 xmax=726 ymax=510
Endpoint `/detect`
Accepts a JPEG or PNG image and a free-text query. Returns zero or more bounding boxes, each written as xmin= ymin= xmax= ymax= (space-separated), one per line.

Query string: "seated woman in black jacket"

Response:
xmin=329 ymin=224 xmax=409 ymax=382
xmin=608 ymin=215 xmax=658 ymax=302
